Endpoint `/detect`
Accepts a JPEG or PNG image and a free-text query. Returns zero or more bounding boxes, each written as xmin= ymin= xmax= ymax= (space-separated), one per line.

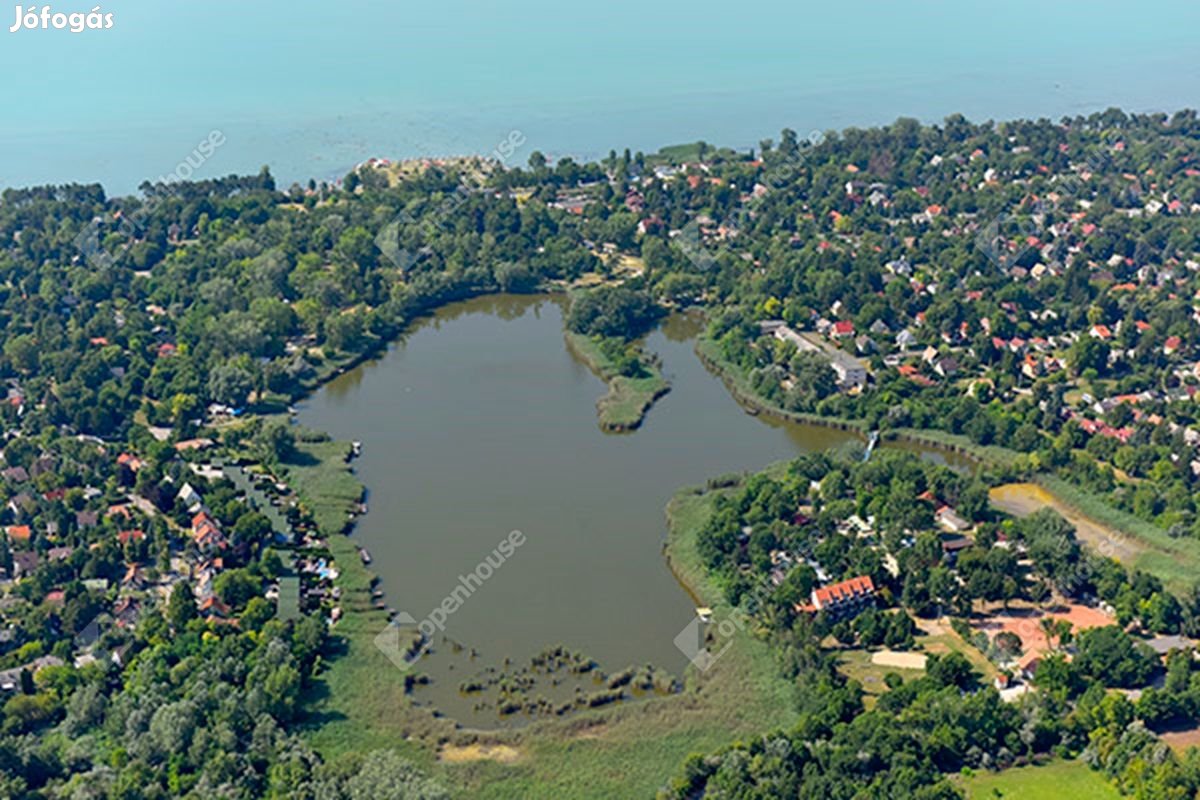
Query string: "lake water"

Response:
xmin=3 ymin=1 xmax=1198 ymax=194
xmin=296 ymin=294 xmax=965 ymax=726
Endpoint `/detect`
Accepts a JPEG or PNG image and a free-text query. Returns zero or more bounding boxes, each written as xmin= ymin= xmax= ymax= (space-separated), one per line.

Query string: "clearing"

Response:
xmin=959 ymin=759 xmax=1119 ymax=799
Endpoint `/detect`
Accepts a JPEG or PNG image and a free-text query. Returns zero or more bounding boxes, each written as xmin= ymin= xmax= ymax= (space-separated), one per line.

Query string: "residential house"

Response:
xmin=773 ymin=325 xmax=869 ymax=389
xmin=192 ymin=511 xmax=227 ymax=552
xmin=199 ymin=596 xmax=232 ymax=620
xmin=935 ymin=506 xmax=972 ymax=533
xmin=177 ymin=482 xmax=203 ymax=512
xmin=1 ymin=466 xmax=28 ymax=483
xmin=934 ymin=356 xmax=960 ymax=378
xmin=11 ymin=551 xmax=38 ymax=579
xmin=830 ymin=320 xmax=855 ymax=339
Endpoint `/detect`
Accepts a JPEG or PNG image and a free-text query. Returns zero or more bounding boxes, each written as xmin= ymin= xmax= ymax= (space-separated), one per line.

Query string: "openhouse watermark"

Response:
xmin=375 ymin=529 xmax=527 ymax=672
xmin=674 ymin=566 xmax=781 ymax=672
xmin=9 ymin=5 xmax=113 ymax=32
xmin=73 ymin=130 xmax=226 ymax=268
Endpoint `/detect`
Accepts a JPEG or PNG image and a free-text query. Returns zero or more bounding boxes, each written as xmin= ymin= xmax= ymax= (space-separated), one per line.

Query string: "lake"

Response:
xmin=3 ymin=0 xmax=1198 ymax=194
xmin=296 ymin=294 xmax=966 ymax=727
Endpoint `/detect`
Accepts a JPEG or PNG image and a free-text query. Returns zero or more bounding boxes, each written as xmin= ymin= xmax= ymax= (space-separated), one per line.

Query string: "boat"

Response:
xmin=358 ymin=547 xmax=372 ymax=565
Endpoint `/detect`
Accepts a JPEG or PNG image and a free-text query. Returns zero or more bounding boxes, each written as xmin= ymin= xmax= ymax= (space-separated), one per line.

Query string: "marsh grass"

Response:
xmin=565 ymin=331 xmax=669 ymax=431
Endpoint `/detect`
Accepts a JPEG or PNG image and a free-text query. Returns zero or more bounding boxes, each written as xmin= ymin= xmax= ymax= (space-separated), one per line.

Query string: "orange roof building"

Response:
xmin=5 ymin=525 xmax=31 ymax=542
xmin=808 ymin=575 xmax=876 ymax=619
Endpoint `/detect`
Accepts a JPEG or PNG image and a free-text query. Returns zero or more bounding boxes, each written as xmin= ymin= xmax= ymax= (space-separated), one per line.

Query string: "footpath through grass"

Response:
xmin=565 ymin=331 xmax=670 ymax=432
xmin=958 ymin=759 xmax=1120 ymax=799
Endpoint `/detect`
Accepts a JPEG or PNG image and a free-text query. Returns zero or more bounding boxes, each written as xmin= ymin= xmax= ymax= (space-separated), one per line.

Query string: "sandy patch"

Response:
xmin=990 ymin=483 xmax=1140 ymax=563
xmin=974 ymin=604 xmax=1114 ymax=657
xmin=1160 ymin=726 xmax=1200 ymax=754
xmin=871 ymin=650 xmax=928 ymax=669
xmin=914 ymin=616 xmax=951 ymax=637
xmin=439 ymin=744 xmax=522 ymax=764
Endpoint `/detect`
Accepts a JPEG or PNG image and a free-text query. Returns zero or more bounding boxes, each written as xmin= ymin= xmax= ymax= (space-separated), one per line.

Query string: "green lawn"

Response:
xmin=835 ymin=648 xmax=922 ymax=708
xmin=920 ymin=631 xmax=999 ymax=682
xmin=278 ymin=436 xmax=364 ymax=536
xmin=834 ymin=625 xmax=994 ymax=710
xmin=960 ymin=760 xmax=1119 ymax=799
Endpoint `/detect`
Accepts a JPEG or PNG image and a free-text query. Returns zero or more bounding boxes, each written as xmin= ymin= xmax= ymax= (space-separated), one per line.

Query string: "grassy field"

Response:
xmin=922 ymin=629 xmax=999 ymax=681
xmin=1036 ymin=475 xmax=1200 ymax=594
xmin=835 ymin=648 xmax=921 ymax=708
xmin=835 ymin=625 xmax=995 ymax=709
xmin=565 ymin=331 xmax=670 ymax=432
xmin=279 ymin=436 xmax=364 ymax=537
xmin=959 ymin=759 xmax=1119 ymax=799
xmin=279 ymin=435 xmax=452 ymax=763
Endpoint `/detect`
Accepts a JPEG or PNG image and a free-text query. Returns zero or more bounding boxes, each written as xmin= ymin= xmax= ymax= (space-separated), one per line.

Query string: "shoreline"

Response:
xmin=562 ymin=330 xmax=671 ymax=432
xmin=693 ymin=335 xmax=1001 ymax=466
xmin=282 ymin=289 xmax=1197 ymax=763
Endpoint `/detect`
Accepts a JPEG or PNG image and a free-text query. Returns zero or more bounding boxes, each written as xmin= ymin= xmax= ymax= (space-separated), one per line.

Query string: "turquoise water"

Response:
xmin=2 ymin=0 xmax=1197 ymax=194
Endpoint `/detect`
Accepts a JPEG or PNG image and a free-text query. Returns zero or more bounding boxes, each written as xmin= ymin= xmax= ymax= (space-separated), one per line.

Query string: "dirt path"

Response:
xmin=439 ymin=744 xmax=522 ymax=764
xmin=990 ymin=483 xmax=1141 ymax=563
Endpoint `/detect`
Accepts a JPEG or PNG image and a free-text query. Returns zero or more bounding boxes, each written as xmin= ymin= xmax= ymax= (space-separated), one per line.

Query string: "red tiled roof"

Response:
xmin=199 ymin=597 xmax=231 ymax=617
xmin=6 ymin=525 xmax=31 ymax=541
xmin=812 ymin=575 xmax=875 ymax=609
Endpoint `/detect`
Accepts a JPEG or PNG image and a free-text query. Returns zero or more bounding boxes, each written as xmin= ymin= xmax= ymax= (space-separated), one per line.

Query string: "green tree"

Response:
xmin=345 ymin=750 xmax=450 ymax=800
xmin=166 ymin=581 xmax=197 ymax=631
